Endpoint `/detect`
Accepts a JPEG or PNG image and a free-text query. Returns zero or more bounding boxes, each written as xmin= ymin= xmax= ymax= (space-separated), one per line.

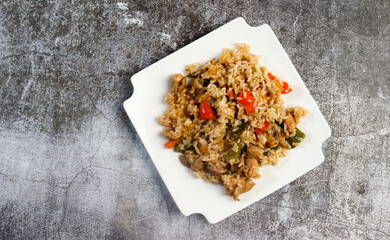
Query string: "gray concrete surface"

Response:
xmin=0 ymin=0 xmax=389 ymax=239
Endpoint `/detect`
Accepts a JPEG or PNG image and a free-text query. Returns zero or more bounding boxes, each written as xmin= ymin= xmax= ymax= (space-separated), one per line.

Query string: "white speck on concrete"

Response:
xmin=6 ymin=65 xmax=11 ymax=85
xmin=117 ymin=9 xmax=145 ymax=27
xmin=293 ymin=7 xmax=303 ymax=27
xmin=20 ymin=78 xmax=33 ymax=101
xmin=158 ymin=32 xmax=177 ymax=48
xmin=54 ymin=37 xmax=60 ymax=47
xmin=159 ymin=32 xmax=171 ymax=41
xmin=378 ymin=89 xmax=388 ymax=101
xmin=124 ymin=17 xmax=144 ymax=27
xmin=277 ymin=185 xmax=293 ymax=223
xmin=328 ymin=94 xmax=334 ymax=119
xmin=117 ymin=2 xmax=128 ymax=11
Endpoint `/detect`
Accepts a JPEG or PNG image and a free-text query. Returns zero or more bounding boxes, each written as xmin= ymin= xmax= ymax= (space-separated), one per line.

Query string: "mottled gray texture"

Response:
xmin=0 ymin=0 xmax=389 ymax=239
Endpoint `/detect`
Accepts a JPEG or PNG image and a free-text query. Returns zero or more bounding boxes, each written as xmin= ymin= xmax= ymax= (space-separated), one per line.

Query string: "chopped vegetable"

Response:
xmin=227 ymin=122 xmax=245 ymax=135
xmin=187 ymin=145 xmax=196 ymax=152
xmin=183 ymin=129 xmax=189 ymax=137
xmin=268 ymin=71 xmax=292 ymax=94
xmin=274 ymin=81 xmax=284 ymax=92
xmin=227 ymin=89 xmax=234 ymax=100
xmin=186 ymin=71 xmax=200 ymax=78
xmin=208 ymin=63 xmax=219 ymax=75
xmin=225 ymin=143 xmax=243 ymax=161
xmin=237 ymin=89 xmax=255 ymax=106
xmin=244 ymin=100 xmax=258 ymax=115
xmin=255 ymin=122 xmax=270 ymax=134
xmin=200 ymin=94 xmax=210 ymax=102
xmin=176 ymin=142 xmax=195 ymax=153
xmin=286 ymin=128 xmax=305 ymax=148
xmin=268 ymin=72 xmax=276 ymax=80
xmin=220 ymin=53 xmax=228 ymax=61
xmin=199 ymin=146 xmax=209 ymax=154
xmin=282 ymin=81 xmax=292 ymax=94
xmin=165 ymin=139 xmax=180 ymax=149
xmin=199 ymin=101 xmax=217 ymax=120
xmin=175 ymin=142 xmax=186 ymax=152
xmin=263 ymin=146 xmax=280 ymax=156
xmin=274 ymin=120 xmax=284 ymax=129
xmin=202 ymin=78 xmax=210 ymax=87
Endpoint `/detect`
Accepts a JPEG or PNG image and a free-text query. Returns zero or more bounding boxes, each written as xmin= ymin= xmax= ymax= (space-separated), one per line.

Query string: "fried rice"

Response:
xmin=158 ymin=44 xmax=308 ymax=200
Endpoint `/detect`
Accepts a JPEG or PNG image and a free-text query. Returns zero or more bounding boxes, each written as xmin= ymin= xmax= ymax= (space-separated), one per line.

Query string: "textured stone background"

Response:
xmin=0 ymin=0 xmax=389 ymax=239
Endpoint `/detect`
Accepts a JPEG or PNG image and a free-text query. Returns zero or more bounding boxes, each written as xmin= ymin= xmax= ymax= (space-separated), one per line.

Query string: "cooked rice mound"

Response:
xmin=158 ymin=44 xmax=308 ymax=200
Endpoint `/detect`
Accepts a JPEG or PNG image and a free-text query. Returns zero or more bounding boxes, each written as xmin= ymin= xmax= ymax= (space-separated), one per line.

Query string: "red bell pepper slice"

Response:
xmin=237 ymin=89 xmax=255 ymax=106
xmin=255 ymin=122 xmax=270 ymax=134
xmin=244 ymin=100 xmax=258 ymax=115
xmin=227 ymin=89 xmax=234 ymax=100
xmin=199 ymin=102 xmax=217 ymax=120
xmin=282 ymin=81 xmax=292 ymax=94
xmin=268 ymin=72 xmax=276 ymax=80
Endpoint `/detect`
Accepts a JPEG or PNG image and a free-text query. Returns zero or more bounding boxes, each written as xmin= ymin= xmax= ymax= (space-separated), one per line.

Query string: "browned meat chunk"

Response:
xmin=244 ymin=179 xmax=255 ymax=192
xmin=179 ymin=155 xmax=190 ymax=167
xmin=284 ymin=115 xmax=296 ymax=135
xmin=206 ymin=162 xmax=227 ymax=174
xmin=190 ymin=157 xmax=204 ymax=172
xmin=245 ymin=158 xmax=260 ymax=178
xmin=179 ymin=151 xmax=203 ymax=172
xmin=247 ymin=145 xmax=263 ymax=161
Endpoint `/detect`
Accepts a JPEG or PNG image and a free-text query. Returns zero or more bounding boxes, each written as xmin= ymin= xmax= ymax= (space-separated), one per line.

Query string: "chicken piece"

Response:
xmin=245 ymin=158 xmax=260 ymax=178
xmin=284 ymin=115 xmax=296 ymax=135
xmin=244 ymin=179 xmax=255 ymax=192
xmin=246 ymin=145 xmax=263 ymax=161
xmin=222 ymin=175 xmax=255 ymax=201
xmin=206 ymin=161 xmax=227 ymax=174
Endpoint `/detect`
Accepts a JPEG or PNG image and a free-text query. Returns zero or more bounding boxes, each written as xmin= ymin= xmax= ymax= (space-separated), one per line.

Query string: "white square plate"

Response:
xmin=123 ymin=17 xmax=331 ymax=223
